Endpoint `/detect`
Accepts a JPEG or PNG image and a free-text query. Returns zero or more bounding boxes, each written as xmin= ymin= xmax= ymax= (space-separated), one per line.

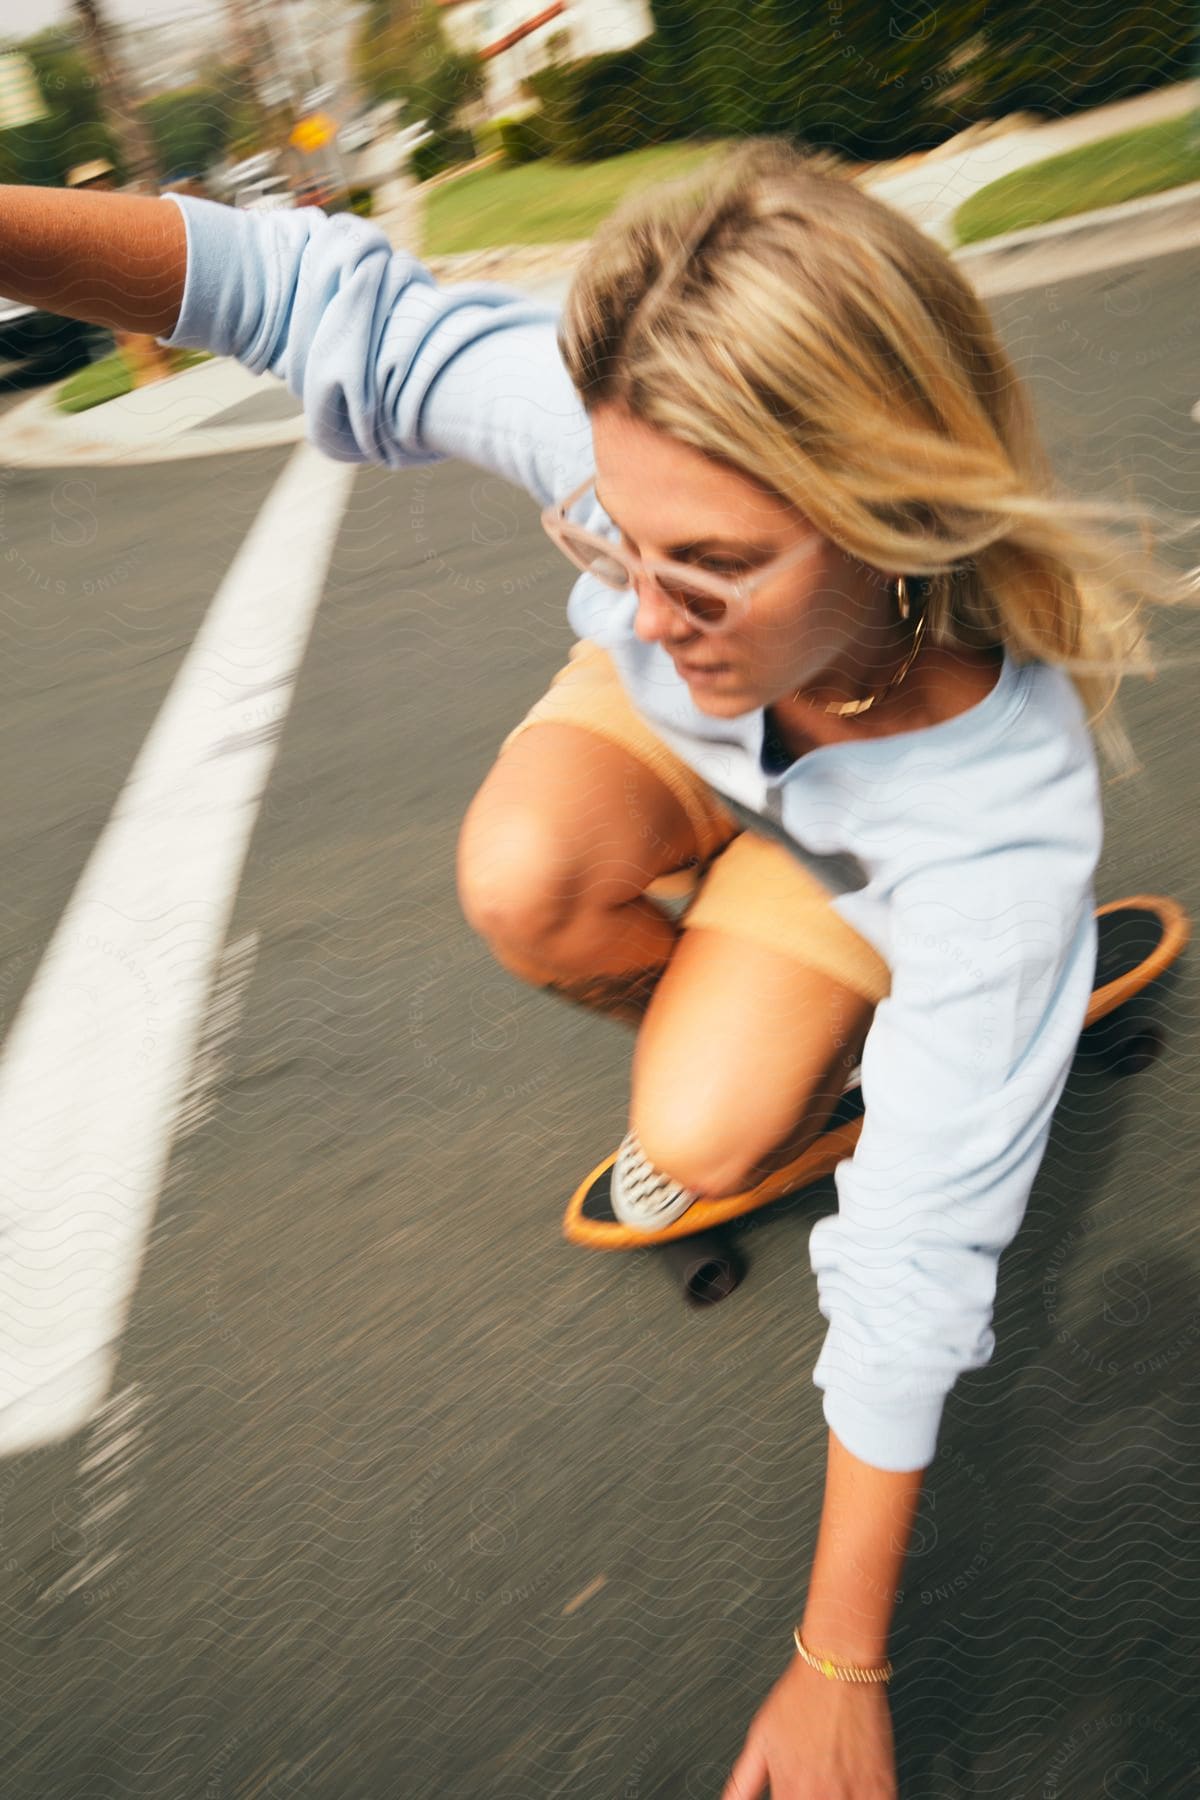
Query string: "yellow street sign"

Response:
xmin=289 ymin=113 xmax=336 ymax=153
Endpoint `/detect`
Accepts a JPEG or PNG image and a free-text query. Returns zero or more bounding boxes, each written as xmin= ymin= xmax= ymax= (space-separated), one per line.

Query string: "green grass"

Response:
xmin=953 ymin=113 xmax=1200 ymax=246
xmin=421 ymin=140 xmax=732 ymax=254
xmin=56 ymin=347 xmax=212 ymax=415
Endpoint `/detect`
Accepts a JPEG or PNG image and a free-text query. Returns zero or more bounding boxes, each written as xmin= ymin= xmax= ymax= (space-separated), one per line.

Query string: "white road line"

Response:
xmin=0 ymin=440 xmax=356 ymax=1455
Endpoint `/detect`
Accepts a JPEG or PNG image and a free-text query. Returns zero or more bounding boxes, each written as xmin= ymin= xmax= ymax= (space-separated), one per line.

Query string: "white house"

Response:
xmin=438 ymin=0 xmax=655 ymax=120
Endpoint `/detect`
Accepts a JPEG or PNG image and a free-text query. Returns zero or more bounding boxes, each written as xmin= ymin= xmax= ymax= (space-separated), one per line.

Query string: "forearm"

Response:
xmin=799 ymin=1427 xmax=925 ymax=1662
xmin=0 ymin=185 xmax=187 ymax=337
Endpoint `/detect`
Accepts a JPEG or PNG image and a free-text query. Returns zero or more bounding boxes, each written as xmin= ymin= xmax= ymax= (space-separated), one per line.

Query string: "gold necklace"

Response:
xmin=793 ymin=576 xmax=926 ymax=718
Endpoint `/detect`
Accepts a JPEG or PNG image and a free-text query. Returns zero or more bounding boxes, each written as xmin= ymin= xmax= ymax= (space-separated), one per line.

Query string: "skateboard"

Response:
xmin=563 ymin=894 xmax=1190 ymax=1303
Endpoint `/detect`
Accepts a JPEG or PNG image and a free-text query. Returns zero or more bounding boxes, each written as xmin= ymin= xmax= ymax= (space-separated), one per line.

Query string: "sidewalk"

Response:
xmin=863 ymin=78 xmax=1199 ymax=248
xmin=5 ymin=80 xmax=1198 ymax=469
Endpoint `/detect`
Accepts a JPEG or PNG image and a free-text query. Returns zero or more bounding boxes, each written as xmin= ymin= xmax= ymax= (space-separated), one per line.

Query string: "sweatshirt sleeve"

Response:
xmin=156 ymin=193 xmax=593 ymax=506
xmin=809 ymin=847 xmax=1100 ymax=1472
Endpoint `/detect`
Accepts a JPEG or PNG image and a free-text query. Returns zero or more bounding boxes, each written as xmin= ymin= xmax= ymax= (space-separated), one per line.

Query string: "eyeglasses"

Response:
xmin=540 ymin=474 xmax=819 ymax=636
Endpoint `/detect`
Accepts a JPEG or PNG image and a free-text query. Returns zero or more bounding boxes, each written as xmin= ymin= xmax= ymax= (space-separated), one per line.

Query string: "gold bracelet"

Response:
xmin=793 ymin=1626 xmax=893 ymax=1685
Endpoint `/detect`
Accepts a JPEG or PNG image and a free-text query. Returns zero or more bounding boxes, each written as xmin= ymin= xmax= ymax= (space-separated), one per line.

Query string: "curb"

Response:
xmin=2 ymin=355 xmax=305 ymax=469
xmin=945 ymin=178 xmax=1200 ymax=297
xmin=950 ymin=177 xmax=1200 ymax=264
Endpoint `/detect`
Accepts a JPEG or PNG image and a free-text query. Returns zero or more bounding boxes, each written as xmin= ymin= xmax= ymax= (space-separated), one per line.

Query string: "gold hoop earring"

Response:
xmin=896 ymin=574 xmax=910 ymax=622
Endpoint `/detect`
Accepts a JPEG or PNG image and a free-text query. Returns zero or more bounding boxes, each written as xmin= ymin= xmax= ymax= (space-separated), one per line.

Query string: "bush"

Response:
xmin=472 ymin=118 xmax=504 ymax=160
xmin=521 ymin=6 xmax=974 ymax=167
xmin=566 ymin=45 xmax=681 ymax=161
xmin=674 ymin=0 xmax=988 ymax=163
xmin=520 ymin=64 xmax=576 ymax=157
xmin=522 ymin=45 xmax=679 ymax=164
xmin=496 ymin=112 xmax=556 ymax=164
xmin=347 ymin=185 xmax=375 ymax=217
xmin=139 ymin=83 xmax=228 ymax=177
xmin=972 ymin=0 xmax=1194 ymax=120
xmin=410 ymin=127 xmax=476 ymax=182
xmin=481 ymin=1 xmax=1194 ymax=173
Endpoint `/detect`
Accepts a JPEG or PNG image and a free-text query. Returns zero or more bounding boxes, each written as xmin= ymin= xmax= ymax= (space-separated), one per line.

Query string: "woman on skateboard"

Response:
xmin=2 ymin=139 xmax=1194 ymax=1797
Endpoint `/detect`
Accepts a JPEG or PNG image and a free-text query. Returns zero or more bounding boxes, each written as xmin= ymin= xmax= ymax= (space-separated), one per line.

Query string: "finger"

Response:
xmin=721 ymin=1738 xmax=768 ymax=1800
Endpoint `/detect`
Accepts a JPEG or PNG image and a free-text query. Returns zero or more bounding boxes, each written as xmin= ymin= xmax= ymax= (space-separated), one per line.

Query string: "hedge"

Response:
xmin=496 ymin=112 xmax=557 ymax=165
xmin=410 ymin=127 xmax=476 ymax=182
xmin=508 ymin=1 xmax=1194 ymax=167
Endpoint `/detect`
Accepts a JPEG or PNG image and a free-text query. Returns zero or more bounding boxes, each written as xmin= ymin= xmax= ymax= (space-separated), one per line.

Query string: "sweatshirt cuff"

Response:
xmin=821 ymin=1387 xmax=944 ymax=1473
xmin=155 ymin=190 xmax=199 ymax=349
xmin=154 ymin=190 xmax=287 ymax=364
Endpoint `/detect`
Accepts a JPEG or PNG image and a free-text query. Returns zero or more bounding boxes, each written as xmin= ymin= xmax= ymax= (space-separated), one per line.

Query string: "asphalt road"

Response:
xmin=1 ymin=246 xmax=1199 ymax=1799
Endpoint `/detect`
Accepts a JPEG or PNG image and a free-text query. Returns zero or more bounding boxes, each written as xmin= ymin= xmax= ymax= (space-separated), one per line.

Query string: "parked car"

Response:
xmin=337 ymin=117 xmax=378 ymax=156
xmin=225 ymin=152 xmax=279 ymax=188
xmin=292 ymin=176 xmax=357 ymax=215
xmin=0 ymin=293 xmax=110 ymax=379
xmin=395 ymin=120 xmax=432 ymax=156
xmin=233 ymin=176 xmax=294 ymax=213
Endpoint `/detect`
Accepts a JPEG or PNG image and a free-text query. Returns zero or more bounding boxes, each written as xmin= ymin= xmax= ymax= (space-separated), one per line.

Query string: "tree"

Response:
xmin=138 ymin=83 xmax=229 ymax=180
xmin=354 ymin=0 xmax=481 ymax=130
xmin=646 ymin=0 xmax=993 ymax=162
xmin=74 ymin=0 xmax=160 ymax=189
xmin=353 ymin=0 xmax=426 ymax=108
xmin=0 ymin=27 xmax=113 ymax=186
xmin=975 ymin=0 xmax=1194 ymax=118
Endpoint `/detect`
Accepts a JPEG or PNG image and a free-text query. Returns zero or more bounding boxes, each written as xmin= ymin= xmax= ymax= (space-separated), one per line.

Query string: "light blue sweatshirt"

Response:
xmin=160 ymin=194 xmax=1104 ymax=1473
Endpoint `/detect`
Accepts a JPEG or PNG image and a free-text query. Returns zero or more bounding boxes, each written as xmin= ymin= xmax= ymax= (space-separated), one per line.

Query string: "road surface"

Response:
xmin=0 ymin=247 xmax=1198 ymax=1798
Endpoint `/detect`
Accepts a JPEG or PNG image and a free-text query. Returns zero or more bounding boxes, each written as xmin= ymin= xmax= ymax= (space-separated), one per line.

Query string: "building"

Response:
xmin=438 ymin=0 xmax=653 ymax=119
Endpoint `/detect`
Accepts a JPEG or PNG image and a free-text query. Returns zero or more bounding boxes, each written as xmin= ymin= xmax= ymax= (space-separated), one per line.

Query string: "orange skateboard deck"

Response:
xmin=563 ymin=894 xmax=1190 ymax=1298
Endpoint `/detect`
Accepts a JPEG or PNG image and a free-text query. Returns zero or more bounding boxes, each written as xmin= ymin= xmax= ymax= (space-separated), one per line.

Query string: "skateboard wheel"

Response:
xmin=658 ymin=1232 xmax=742 ymax=1305
xmin=1109 ymin=1024 xmax=1165 ymax=1077
xmin=1078 ymin=1013 xmax=1165 ymax=1076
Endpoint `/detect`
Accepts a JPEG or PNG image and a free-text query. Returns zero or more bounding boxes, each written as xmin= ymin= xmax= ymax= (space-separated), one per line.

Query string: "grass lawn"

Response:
xmin=953 ymin=112 xmax=1200 ymax=245
xmin=421 ymin=140 xmax=733 ymax=254
xmin=56 ymin=347 xmax=212 ymax=415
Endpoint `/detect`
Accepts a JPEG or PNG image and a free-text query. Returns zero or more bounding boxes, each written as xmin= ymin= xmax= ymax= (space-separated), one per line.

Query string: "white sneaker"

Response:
xmin=609 ymin=1130 xmax=702 ymax=1232
xmin=612 ymin=1067 xmax=862 ymax=1233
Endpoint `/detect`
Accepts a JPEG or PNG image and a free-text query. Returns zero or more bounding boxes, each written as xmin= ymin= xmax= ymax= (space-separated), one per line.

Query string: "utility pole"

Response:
xmin=72 ymin=0 xmax=160 ymax=193
xmin=224 ymin=0 xmax=300 ymax=172
xmin=223 ymin=0 xmax=265 ymax=76
xmin=224 ymin=0 xmax=300 ymax=131
xmin=269 ymin=0 xmax=352 ymax=197
xmin=223 ymin=0 xmax=357 ymax=198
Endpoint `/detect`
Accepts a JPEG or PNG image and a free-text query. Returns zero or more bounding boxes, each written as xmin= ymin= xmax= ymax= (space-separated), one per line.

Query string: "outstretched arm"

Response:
xmin=0 ymin=184 xmax=595 ymax=503
xmin=0 ymin=185 xmax=186 ymax=338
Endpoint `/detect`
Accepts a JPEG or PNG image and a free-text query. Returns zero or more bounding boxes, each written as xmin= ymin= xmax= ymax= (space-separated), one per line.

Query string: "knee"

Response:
xmin=456 ymin=809 xmax=578 ymax=953
xmin=629 ymin=1096 xmax=757 ymax=1200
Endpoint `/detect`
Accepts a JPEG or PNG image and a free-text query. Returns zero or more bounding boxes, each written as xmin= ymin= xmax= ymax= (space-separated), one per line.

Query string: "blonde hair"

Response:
xmin=556 ymin=137 xmax=1200 ymax=781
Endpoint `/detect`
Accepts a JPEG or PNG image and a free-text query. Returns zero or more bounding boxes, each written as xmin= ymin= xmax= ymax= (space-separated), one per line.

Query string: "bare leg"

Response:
xmin=458 ymin=720 xmax=725 ymax=1030
xmin=485 ymin=897 xmax=683 ymax=1030
xmin=629 ymin=926 xmax=876 ymax=1200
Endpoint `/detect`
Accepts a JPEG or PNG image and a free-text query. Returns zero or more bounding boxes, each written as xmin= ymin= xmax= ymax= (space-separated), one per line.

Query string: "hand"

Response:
xmin=721 ymin=1652 xmax=897 ymax=1799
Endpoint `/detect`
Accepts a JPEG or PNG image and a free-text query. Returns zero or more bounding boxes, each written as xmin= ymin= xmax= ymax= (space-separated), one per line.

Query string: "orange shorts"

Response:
xmin=500 ymin=639 xmax=892 ymax=1007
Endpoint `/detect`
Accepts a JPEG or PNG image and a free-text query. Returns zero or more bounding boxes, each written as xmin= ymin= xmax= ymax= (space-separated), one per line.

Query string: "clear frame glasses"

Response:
xmin=540 ymin=474 xmax=820 ymax=635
